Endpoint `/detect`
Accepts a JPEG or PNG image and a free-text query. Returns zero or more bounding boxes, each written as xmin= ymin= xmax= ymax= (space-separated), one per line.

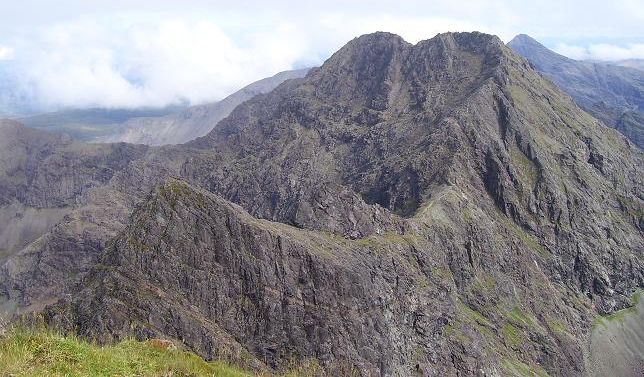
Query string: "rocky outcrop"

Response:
xmin=1 ymin=32 xmax=642 ymax=376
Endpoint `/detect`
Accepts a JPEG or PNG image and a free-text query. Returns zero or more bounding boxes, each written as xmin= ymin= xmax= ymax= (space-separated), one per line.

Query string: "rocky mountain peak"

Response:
xmin=305 ymin=31 xmax=510 ymax=111
xmin=1 ymin=31 xmax=642 ymax=376
xmin=508 ymin=33 xmax=539 ymax=46
xmin=508 ymin=33 xmax=574 ymax=67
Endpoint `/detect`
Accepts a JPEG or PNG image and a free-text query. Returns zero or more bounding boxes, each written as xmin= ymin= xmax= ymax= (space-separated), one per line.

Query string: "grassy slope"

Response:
xmin=0 ymin=326 xmax=251 ymax=377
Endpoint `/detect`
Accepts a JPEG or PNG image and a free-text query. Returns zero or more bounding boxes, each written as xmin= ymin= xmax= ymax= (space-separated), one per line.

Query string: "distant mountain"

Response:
xmin=508 ymin=34 xmax=644 ymax=148
xmin=101 ymin=68 xmax=311 ymax=145
xmin=610 ymin=59 xmax=644 ymax=72
xmin=18 ymin=106 xmax=186 ymax=141
xmin=585 ymin=59 xmax=644 ymax=72
xmin=8 ymin=69 xmax=310 ymax=144
xmin=2 ymin=32 xmax=642 ymax=375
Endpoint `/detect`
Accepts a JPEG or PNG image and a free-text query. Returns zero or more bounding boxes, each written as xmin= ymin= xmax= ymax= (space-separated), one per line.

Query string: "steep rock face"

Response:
xmin=0 ymin=120 xmax=147 ymax=208
xmin=183 ymin=33 xmax=642 ymax=312
xmin=508 ymin=34 xmax=644 ymax=148
xmin=45 ymin=180 xmax=448 ymax=375
xmin=182 ymin=33 xmax=512 ymax=235
xmin=42 ymin=179 xmax=587 ymax=376
xmin=1 ymin=32 xmax=642 ymax=376
xmin=0 ymin=120 xmax=148 ymax=314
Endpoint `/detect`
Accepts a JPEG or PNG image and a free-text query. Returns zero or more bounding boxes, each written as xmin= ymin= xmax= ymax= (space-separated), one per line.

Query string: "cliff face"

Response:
xmin=0 ymin=120 xmax=149 ymax=311
xmin=1 ymin=32 xmax=642 ymax=376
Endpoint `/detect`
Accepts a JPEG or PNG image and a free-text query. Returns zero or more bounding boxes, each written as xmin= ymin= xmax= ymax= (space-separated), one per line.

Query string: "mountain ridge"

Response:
xmin=0 ymin=31 xmax=642 ymax=376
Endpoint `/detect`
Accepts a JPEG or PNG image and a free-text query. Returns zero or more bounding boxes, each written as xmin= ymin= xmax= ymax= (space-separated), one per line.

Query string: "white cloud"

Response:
xmin=4 ymin=12 xmax=502 ymax=111
xmin=553 ymin=42 xmax=644 ymax=61
xmin=1 ymin=2 xmax=641 ymax=111
xmin=0 ymin=46 xmax=14 ymax=60
xmin=8 ymin=17 xmax=310 ymax=110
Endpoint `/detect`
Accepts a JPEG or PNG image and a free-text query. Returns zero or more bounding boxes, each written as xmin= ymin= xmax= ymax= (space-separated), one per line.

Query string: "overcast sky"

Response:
xmin=0 ymin=0 xmax=642 ymax=111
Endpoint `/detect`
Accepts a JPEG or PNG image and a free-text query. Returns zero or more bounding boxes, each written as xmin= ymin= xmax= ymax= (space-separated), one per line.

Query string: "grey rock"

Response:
xmin=1 ymin=32 xmax=642 ymax=376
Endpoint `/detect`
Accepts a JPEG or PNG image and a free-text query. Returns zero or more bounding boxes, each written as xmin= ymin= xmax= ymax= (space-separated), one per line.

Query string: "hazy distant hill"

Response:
xmin=610 ymin=59 xmax=644 ymax=71
xmin=101 ymin=68 xmax=311 ymax=145
xmin=1 ymin=32 xmax=642 ymax=376
xmin=508 ymin=34 xmax=644 ymax=148
xmin=18 ymin=106 xmax=185 ymax=141
xmin=9 ymin=69 xmax=310 ymax=144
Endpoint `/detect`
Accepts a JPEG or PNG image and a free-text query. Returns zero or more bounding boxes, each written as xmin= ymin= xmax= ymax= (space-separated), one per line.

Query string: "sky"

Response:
xmin=0 ymin=0 xmax=642 ymax=112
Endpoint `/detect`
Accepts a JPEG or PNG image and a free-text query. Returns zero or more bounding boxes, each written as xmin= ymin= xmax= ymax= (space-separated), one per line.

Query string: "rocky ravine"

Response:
xmin=1 ymin=32 xmax=643 ymax=376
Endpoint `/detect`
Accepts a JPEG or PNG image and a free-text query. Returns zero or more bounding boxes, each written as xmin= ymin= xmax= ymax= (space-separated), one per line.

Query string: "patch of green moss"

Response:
xmin=498 ymin=214 xmax=549 ymax=258
xmin=127 ymin=235 xmax=151 ymax=252
xmin=509 ymin=147 xmax=539 ymax=188
xmin=444 ymin=323 xmax=469 ymax=343
xmin=507 ymin=306 xmax=535 ymax=327
xmin=546 ymin=319 xmax=568 ymax=335
xmin=416 ymin=275 xmax=431 ymax=288
xmin=502 ymin=323 xmax=524 ymax=348
xmin=571 ymin=293 xmax=592 ymax=309
xmin=458 ymin=302 xmax=493 ymax=328
xmin=431 ymin=266 xmax=453 ymax=281
xmin=472 ymin=272 xmax=495 ymax=293
xmin=462 ymin=207 xmax=473 ymax=221
xmin=501 ymin=358 xmax=550 ymax=377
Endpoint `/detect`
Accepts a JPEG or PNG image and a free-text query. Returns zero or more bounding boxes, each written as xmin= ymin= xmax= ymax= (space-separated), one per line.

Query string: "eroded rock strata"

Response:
xmin=0 ymin=32 xmax=642 ymax=376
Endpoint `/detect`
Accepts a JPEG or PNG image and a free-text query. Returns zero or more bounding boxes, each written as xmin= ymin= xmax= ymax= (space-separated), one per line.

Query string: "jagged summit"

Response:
xmin=309 ymin=31 xmax=510 ymax=108
xmin=508 ymin=33 xmax=575 ymax=68
xmin=1 ymin=31 xmax=642 ymax=376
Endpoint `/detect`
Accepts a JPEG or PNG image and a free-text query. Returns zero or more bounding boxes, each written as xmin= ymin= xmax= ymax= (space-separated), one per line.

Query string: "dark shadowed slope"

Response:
xmin=0 ymin=32 xmax=642 ymax=376
xmin=100 ymin=68 xmax=311 ymax=145
xmin=508 ymin=34 xmax=644 ymax=148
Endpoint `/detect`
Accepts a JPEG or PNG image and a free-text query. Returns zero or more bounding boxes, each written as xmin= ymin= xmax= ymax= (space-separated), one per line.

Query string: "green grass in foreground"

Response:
xmin=0 ymin=326 xmax=252 ymax=377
